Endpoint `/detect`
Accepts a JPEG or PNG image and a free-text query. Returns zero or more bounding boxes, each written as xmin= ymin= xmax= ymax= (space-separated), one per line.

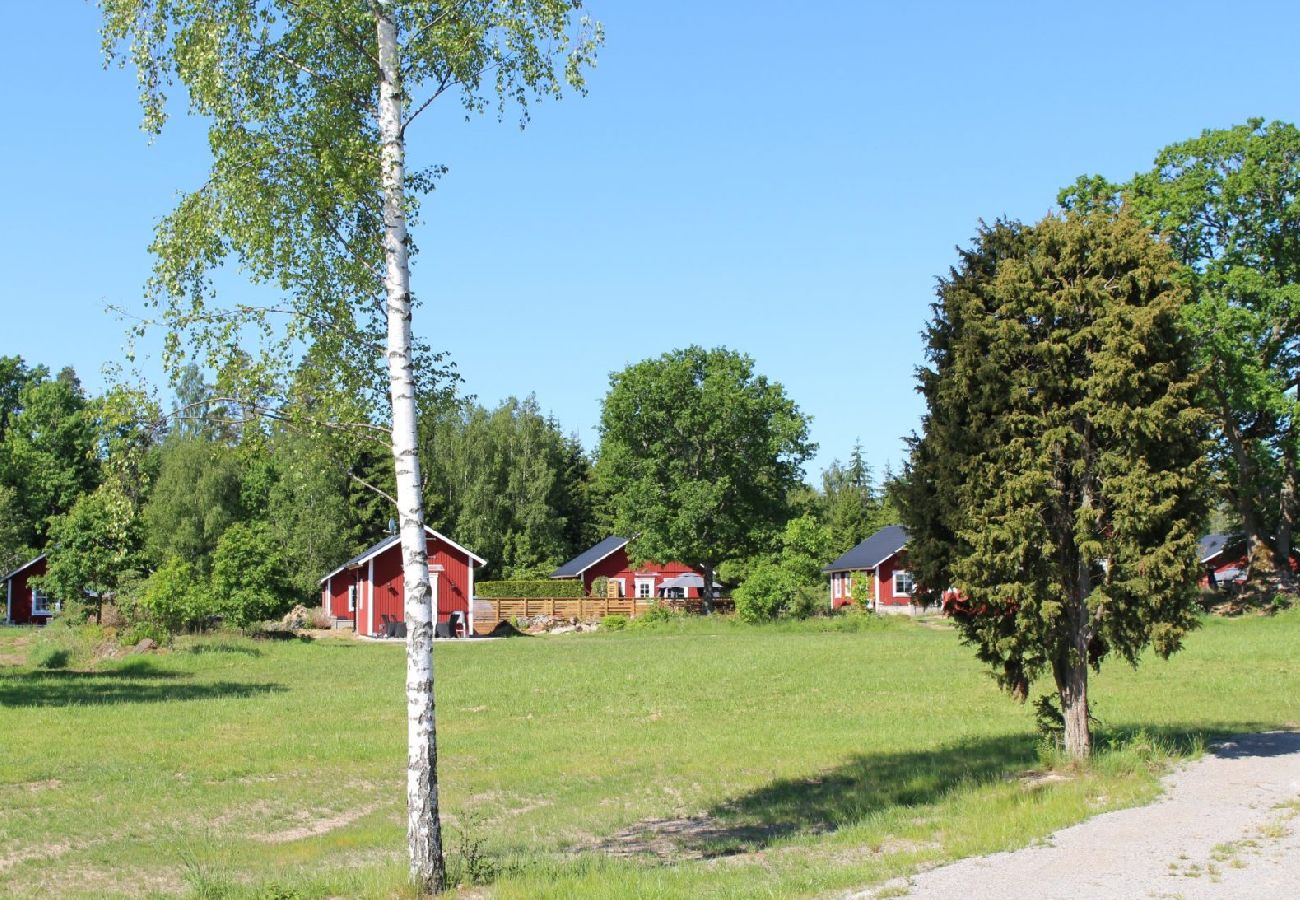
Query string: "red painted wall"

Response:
xmin=1199 ymin=551 xmax=1299 ymax=588
xmin=577 ymin=546 xmax=708 ymax=598
xmin=5 ymin=557 xmax=50 ymax=625
xmin=827 ymin=552 xmax=917 ymax=610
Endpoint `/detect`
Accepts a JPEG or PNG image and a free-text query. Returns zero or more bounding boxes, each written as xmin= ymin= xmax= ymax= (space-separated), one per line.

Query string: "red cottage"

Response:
xmin=3 ymin=555 xmax=53 ymax=625
xmin=550 ymin=536 xmax=713 ymax=600
xmin=823 ymin=525 xmax=926 ymax=614
xmin=320 ymin=527 xmax=486 ymax=637
xmin=1198 ymin=532 xmax=1299 ymax=590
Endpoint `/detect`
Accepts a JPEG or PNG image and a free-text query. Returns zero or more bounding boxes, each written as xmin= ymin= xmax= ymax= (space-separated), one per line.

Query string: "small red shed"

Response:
xmin=549 ymin=536 xmax=714 ymax=600
xmin=3 ymin=555 xmax=53 ymax=625
xmin=319 ymin=528 xmax=486 ymax=637
xmin=823 ymin=525 xmax=925 ymax=614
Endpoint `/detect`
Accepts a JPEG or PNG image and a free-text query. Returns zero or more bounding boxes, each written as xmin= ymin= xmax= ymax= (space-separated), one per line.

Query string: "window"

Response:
xmin=832 ymin=574 xmax=842 ymax=599
xmin=893 ymin=570 xmax=914 ymax=596
xmin=635 ymin=578 xmax=654 ymax=599
xmin=608 ymin=578 xmax=626 ymax=598
xmin=31 ymin=588 xmax=51 ymax=615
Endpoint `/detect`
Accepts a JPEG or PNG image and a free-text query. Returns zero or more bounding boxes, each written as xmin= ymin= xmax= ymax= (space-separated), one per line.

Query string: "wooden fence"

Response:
xmin=472 ymin=596 xmax=733 ymax=635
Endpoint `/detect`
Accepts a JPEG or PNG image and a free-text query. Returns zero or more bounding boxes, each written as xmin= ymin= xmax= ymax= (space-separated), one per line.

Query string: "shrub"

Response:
xmin=475 ymin=579 xmax=584 ymax=599
xmin=131 ymin=558 xmax=214 ymax=633
xmin=733 ymin=564 xmax=797 ymax=622
xmin=600 ymin=614 xmax=629 ymax=630
xmin=210 ymin=523 xmax=297 ymax=629
xmin=629 ymin=602 xmax=681 ymax=629
xmin=119 ymin=621 xmax=171 ymax=647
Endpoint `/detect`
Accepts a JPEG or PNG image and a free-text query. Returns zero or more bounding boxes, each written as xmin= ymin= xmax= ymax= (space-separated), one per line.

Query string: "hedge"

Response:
xmin=475 ymin=579 xmax=585 ymax=599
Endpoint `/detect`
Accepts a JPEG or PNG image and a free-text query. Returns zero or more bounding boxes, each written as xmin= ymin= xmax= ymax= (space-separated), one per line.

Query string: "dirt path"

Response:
xmin=854 ymin=731 xmax=1300 ymax=899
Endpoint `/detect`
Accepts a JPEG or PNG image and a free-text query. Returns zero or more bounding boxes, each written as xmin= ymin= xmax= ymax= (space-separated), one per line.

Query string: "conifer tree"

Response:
xmin=900 ymin=209 xmax=1207 ymax=758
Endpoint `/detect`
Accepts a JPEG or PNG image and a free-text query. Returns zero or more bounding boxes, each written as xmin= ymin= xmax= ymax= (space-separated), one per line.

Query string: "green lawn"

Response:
xmin=1 ymin=610 xmax=1298 ymax=898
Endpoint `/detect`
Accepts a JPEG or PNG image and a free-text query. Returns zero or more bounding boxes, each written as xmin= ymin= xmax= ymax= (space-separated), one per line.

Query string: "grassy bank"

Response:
xmin=1 ymin=609 xmax=1298 ymax=898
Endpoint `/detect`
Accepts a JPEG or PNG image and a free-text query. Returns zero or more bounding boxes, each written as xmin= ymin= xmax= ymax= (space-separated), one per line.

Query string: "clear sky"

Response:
xmin=2 ymin=1 xmax=1299 ymax=484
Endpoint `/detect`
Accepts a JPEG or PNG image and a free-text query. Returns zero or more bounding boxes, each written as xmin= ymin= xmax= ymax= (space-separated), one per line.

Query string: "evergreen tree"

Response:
xmin=900 ymin=209 xmax=1207 ymax=758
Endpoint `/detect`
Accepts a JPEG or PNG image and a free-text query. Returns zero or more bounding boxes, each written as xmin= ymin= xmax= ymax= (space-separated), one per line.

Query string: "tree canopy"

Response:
xmin=899 ymin=209 xmax=1207 ymax=758
xmin=595 ymin=346 xmax=814 ymax=606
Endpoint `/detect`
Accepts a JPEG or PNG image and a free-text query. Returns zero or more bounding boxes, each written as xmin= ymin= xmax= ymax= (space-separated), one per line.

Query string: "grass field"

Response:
xmin=1 ymin=609 xmax=1298 ymax=898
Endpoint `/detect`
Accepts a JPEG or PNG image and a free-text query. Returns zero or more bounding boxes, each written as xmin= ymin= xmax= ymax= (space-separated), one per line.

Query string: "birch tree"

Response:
xmin=100 ymin=1 xmax=601 ymax=891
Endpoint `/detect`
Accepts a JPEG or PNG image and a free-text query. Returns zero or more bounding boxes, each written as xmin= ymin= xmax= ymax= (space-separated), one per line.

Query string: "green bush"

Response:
xmin=210 ymin=523 xmax=297 ymax=629
xmin=733 ymin=564 xmax=796 ymax=622
xmin=600 ymin=614 xmax=629 ymax=630
xmin=629 ymin=602 xmax=682 ymax=630
xmin=119 ymin=621 xmax=171 ymax=647
xmin=131 ymin=558 xmax=214 ymax=633
xmin=475 ymin=579 xmax=583 ymax=599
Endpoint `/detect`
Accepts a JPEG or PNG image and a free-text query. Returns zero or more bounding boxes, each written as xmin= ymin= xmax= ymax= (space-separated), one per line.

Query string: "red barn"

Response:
xmin=3 ymin=555 xmax=53 ymax=625
xmin=823 ymin=525 xmax=926 ymax=614
xmin=549 ymin=536 xmax=714 ymax=600
xmin=319 ymin=528 xmax=485 ymax=637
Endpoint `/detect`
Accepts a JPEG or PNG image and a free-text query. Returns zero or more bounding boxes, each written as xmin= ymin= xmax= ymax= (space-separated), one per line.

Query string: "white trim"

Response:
xmin=367 ymin=557 xmax=376 ymax=637
xmin=431 ymin=565 xmax=440 ymax=623
xmin=5 ymin=577 xmax=11 ymax=625
xmin=873 ymin=563 xmax=881 ymax=610
xmin=467 ymin=559 xmax=475 ymax=636
xmin=634 ymin=576 xmax=655 ymax=599
xmin=30 ymin=587 xmax=50 ymax=616
xmin=892 ymin=568 xmax=914 ymax=597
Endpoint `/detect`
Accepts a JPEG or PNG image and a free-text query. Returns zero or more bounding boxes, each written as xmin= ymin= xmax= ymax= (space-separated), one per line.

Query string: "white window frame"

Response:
xmin=634 ymin=577 xmax=655 ymax=599
xmin=893 ymin=569 xmax=914 ymax=597
xmin=31 ymin=587 xmax=51 ymax=615
xmin=832 ymin=574 xmax=842 ymax=599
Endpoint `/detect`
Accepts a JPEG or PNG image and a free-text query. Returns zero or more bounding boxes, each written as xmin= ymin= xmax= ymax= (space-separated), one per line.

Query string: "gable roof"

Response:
xmin=318 ymin=527 xmax=486 ymax=585
xmin=550 ymin=536 xmax=629 ymax=579
xmin=823 ymin=525 xmax=909 ymax=574
xmin=2 ymin=554 xmax=47 ymax=583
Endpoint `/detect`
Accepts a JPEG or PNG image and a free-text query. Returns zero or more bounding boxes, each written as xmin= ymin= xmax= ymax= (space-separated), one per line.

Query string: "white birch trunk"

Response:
xmin=375 ymin=3 xmax=445 ymax=892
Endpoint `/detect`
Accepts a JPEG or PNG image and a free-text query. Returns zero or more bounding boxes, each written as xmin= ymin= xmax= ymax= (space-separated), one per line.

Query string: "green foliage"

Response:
xmin=0 ymin=369 xmax=100 ymax=550
xmin=596 ymin=346 xmax=814 ymax=595
xmin=600 ymin=614 xmax=629 ymax=630
xmin=900 ymin=208 xmax=1209 ymax=752
xmin=210 ymin=523 xmax=297 ymax=629
xmin=41 ymin=478 xmax=146 ymax=621
xmin=820 ymin=441 xmax=896 ymax=554
xmin=119 ymin=621 xmax=173 ymax=648
xmin=628 ymin=601 xmax=682 ymax=629
xmin=734 ymin=515 xmax=836 ymax=622
xmin=132 ymin=557 xmax=215 ymax=634
xmin=421 ymin=396 xmax=595 ymax=579
xmin=143 ymin=436 xmax=244 ymax=574
xmin=475 ymin=579 xmax=583 ymax=599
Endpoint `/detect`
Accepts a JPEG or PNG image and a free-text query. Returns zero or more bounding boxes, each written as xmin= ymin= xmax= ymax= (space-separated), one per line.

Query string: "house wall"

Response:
xmin=323 ymin=570 xmax=360 ymax=621
xmin=578 ymin=547 xmax=707 ymax=598
xmin=351 ymin=536 xmax=477 ymax=636
xmin=5 ymin=558 xmax=50 ymax=625
xmin=826 ymin=553 xmax=919 ymax=614
xmin=1199 ymin=550 xmax=1299 ymax=588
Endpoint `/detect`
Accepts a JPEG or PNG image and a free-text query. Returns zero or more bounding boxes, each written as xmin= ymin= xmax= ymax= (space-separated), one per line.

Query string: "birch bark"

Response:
xmin=374 ymin=2 xmax=445 ymax=891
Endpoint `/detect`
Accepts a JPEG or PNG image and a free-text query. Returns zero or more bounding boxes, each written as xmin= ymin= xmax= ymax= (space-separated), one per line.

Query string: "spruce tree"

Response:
xmin=900 ymin=209 xmax=1207 ymax=758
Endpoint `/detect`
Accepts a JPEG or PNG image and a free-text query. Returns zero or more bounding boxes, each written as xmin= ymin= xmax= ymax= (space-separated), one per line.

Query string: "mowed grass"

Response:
xmin=1 ymin=610 xmax=1298 ymax=898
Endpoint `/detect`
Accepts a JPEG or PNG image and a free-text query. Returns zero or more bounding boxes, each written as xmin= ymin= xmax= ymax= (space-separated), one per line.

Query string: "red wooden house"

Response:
xmin=823 ymin=525 xmax=923 ymax=614
xmin=549 ymin=536 xmax=714 ymax=600
xmin=1198 ymin=532 xmax=1299 ymax=590
xmin=3 ymin=554 xmax=53 ymax=625
xmin=320 ymin=527 xmax=486 ymax=637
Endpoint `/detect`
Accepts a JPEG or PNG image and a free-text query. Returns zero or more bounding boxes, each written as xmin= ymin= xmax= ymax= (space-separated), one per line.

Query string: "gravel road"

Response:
xmin=853 ymin=731 xmax=1300 ymax=900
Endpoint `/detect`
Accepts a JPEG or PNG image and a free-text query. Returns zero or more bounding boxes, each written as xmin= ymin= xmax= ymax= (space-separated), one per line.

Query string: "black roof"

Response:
xmin=823 ymin=525 xmax=909 ymax=573
xmin=550 ymin=536 xmax=629 ymax=578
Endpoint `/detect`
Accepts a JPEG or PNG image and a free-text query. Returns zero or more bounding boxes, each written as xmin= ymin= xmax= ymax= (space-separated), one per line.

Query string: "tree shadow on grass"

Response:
xmin=0 ymin=667 xmax=285 ymax=708
xmin=599 ymin=722 xmax=1291 ymax=861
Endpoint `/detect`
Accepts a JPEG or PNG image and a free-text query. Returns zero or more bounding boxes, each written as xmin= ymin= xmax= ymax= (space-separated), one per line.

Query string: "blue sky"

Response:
xmin=2 ymin=1 xmax=1299 ymax=484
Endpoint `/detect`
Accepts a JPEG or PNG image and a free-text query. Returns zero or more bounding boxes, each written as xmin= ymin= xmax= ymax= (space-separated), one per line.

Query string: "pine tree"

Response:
xmin=900 ymin=209 xmax=1208 ymax=758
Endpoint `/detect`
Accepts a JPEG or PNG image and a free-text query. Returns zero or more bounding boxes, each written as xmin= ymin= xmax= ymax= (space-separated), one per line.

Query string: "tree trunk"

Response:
xmin=1056 ymin=651 xmax=1091 ymax=759
xmin=375 ymin=5 xmax=445 ymax=893
xmin=1277 ymin=418 xmax=1297 ymax=591
xmin=701 ymin=564 xmax=715 ymax=615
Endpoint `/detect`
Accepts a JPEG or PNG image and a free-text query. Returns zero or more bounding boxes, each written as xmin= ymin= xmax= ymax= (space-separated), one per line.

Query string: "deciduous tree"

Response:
xmin=101 ymin=2 xmax=600 ymax=889
xmin=899 ymin=210 xmax=1207 ymax=758
xmin=596 ymin=346 xmax=814 ymax=611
